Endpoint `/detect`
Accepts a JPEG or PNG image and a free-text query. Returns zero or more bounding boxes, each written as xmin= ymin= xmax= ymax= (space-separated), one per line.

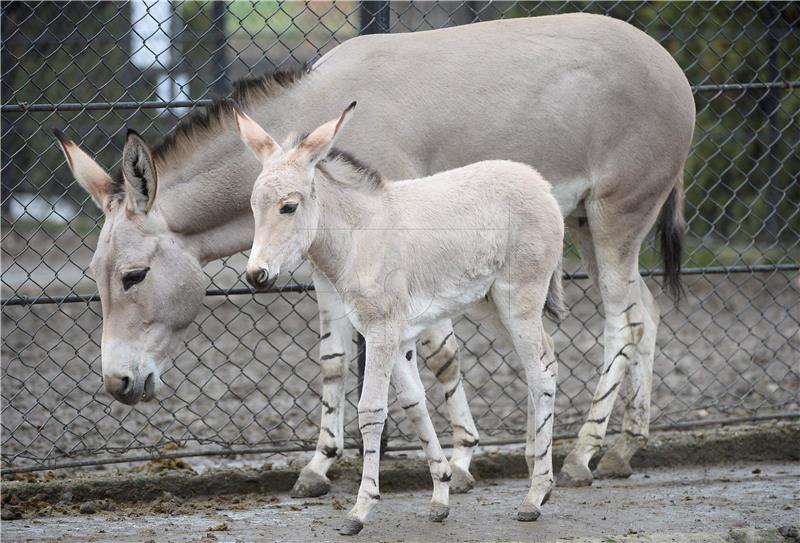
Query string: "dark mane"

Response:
xmin=320 ymin=148 xmax=385 ymax=192
xmin=151 ymin=69 xmax=306 ymax=166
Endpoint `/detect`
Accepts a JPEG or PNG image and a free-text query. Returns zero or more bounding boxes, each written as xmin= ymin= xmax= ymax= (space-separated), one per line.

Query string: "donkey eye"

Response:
xmin=122 ymin=268 xmax=149 ymax=291
xmin=280 ymin=202 xmax=298 ymax=215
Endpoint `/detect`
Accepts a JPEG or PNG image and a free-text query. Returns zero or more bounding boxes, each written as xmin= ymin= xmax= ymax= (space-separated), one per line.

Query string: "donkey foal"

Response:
xmin=236 ymin=104 xmax=565 ymax=535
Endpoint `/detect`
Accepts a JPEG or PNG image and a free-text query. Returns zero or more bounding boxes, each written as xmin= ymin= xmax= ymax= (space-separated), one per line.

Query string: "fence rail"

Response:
xmin=2 ymin=0 xmax=798 ymax=474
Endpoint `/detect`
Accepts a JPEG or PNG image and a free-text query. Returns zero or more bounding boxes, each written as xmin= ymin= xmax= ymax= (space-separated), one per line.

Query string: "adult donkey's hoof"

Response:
xmin=557 ymin=462 xmax=593 ymax=487
xmin=450 ymin=465 xmax=475 ymax=494
xmin=290 ymin=468 xmax=331 ymax=498
xmin=516 ymin=504 xmax=541 ymax=522
xmin=429 ymin=502 xmax=449 ymax=522
xmin=596 ymin=449 xmax=633 ymax=479
xmin=339 ymin=517 xmax=364 ymax=536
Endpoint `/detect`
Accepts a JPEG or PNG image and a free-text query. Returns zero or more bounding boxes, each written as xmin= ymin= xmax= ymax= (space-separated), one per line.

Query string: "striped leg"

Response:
xmin=492 ymin=276 xmax=557 ymax=521
xmin=419 ymin=319 xmax=478 ymax=493
xmin=559 ymin=234 xmax=645 ymax=487
xmin=340 ymin=329 xmax=397 ymax=536
xmin=517 ymin=327 xmax=557 ymax=521
xmin=597 ymin=277 xmax=659 ymax=478
xmin=394 ymin=343 xmax=452 ymax=521
xmin=292 ymin=272 xmax=353 ymax=498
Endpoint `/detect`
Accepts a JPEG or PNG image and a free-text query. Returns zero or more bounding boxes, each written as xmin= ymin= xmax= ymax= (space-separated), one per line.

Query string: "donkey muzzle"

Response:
xmin=246 ymin=265 xmax=276 ymax=291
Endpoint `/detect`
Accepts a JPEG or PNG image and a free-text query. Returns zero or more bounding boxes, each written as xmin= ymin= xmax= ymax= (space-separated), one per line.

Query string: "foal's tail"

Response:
xmin=657 ymin=175 xmax=686 ymax=301
xmin=544 ymin=255 xmax=567 ymax=322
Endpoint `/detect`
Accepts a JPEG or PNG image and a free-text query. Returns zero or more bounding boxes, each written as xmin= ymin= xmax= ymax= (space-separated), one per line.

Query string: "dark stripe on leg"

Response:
xmin=592 ymin=381 xmax=620 ymax=404
xmin=536 ymin=413 xmax=552 ymax=434
xmin=434 ymin=352 xmax=457 ymax=378
xmin=427 ymin=331 xmax=454 ymax=359
xmin=321 ymin=352 xmax=345 ymax=360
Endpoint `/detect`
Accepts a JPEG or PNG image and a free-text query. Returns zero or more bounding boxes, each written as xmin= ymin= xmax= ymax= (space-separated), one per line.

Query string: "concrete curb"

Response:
xmin=2 ymin=421 xmax=798 ymax=508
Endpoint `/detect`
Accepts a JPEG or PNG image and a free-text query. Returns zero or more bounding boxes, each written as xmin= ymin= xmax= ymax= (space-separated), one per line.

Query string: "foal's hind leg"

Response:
xmin=493 ymin=280 xmax=557 ymax=521
xmin=419 ymin=320 xmax=478 ymax=493
xmin=596 ymin=277 xmax=659 ymax=478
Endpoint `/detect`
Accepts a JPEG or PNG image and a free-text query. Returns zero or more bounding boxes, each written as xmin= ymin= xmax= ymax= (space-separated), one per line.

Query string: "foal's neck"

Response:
xmin=306 ymin=156 xmax=386 ymax=286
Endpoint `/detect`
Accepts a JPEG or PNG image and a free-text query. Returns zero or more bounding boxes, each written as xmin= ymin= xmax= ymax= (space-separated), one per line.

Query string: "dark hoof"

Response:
xmin=517 ymin=505 xmax=541 ymax=522
xmin=557 ymin=463 xmax=593 ymax=487
xmin=596 ymin=450 xmax=634 ymax=479
xmin=450 ymin=465 xmax=475 ymax=494
xmin=290 ymin=469 xmax=331 ymax=498
xmin=339 ymin=517 xmax=364 ymax=536
xmin=429 ymin=502 xmax=449 ymax=522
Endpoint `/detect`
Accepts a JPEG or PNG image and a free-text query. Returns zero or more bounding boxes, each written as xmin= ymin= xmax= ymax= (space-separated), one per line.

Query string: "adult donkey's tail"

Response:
xmin=657 ymin=175 xmax=686 ymax=301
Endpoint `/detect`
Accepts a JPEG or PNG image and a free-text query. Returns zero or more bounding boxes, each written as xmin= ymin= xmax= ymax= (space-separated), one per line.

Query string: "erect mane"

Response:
xmin=151 ymin=69 xmax=306 ymax=167
xmin=318 ymin=148 xmax=385 ymax=192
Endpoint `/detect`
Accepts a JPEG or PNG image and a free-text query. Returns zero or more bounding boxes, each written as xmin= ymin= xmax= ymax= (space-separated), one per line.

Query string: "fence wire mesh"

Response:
xmin=2 ymin=1 xmax=799 ymax=473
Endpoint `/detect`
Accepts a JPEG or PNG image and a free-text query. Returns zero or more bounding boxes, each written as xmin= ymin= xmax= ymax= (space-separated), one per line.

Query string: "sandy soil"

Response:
xmin=2 ymin=461 xmax=798 ymax=542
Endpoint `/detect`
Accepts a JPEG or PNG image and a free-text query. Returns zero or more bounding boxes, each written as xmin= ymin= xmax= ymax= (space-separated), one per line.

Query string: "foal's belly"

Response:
xmin=402 ymin=277 xmax=495 ymax=341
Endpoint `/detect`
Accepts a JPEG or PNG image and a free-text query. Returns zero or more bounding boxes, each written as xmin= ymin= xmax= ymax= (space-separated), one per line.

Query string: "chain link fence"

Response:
xmin=2 ymin=1 xmax=799 ymax=473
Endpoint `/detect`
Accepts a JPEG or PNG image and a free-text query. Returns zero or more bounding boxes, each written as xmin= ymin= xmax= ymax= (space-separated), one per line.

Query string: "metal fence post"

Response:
xmin=356 ymin=0 xmax=390 ymax=455
xmin=761 ymin=4 xmax=784 ymax=244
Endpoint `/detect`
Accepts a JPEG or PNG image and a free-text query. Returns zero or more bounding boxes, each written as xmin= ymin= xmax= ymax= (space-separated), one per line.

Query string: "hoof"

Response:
xmin=290 ymin=468 xmax=331 ymax=498
xmin=517 ymin=505 xmax=541 ymax=522
xmin=429 ymin=502 xmax=449 ymax=522
xmin=557 ymin=462 xmax=593 ymax=487
xmin=596 ymin=450 xmax=633 ymax=479
xmin=339 ymin=517 xmax=364 ymax=536
xmin=450 ymin=465 xmax=475 ymax=494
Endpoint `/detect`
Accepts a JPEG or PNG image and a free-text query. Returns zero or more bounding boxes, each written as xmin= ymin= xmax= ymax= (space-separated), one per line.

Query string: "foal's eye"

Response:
xmin=122 ymin=268 xmax=149 ymax=291
xmin=280 ymin=202 xmax=298 ymax=215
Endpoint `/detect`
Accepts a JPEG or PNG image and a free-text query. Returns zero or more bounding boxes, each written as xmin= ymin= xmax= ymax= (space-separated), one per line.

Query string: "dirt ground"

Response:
xmin=2 ymin=227 xmax=799 ymax=469
xmin=2 ymin=461 xmax=798 ymax=543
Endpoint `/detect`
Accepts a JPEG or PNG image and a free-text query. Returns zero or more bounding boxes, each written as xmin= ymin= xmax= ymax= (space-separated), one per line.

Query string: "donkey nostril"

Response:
xmin=120 ymin=376 xmax=131 ymax=394
xmin=258 ymin=269 xmax=267 ymax=285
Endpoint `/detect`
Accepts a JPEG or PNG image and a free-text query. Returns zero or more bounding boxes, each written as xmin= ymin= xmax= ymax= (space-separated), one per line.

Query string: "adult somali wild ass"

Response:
xmin=236 ymin=102 xmax=566 ymax=532
xmin=55 ymin=13 xmax=694 ymax=493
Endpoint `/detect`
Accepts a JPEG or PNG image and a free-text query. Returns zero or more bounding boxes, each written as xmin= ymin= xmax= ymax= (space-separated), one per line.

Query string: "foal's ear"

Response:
xmin=293 ymin=101 xmax=356 ymax=167
xmin=53 ymin=129 xmax=116 ymax=211
xmin=233 ymin=106 xmax=282 ymax=163
xmin=121 ymin=129 xmax=158 ymax=214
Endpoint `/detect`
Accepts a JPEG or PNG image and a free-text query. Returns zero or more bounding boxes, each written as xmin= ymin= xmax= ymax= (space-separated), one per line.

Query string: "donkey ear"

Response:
xmin=233 ymin=106 xmax=282 ymax=163
xmin=293 ymin=101 xmax=356 ymax=167
xmin=121 ymin=129 xmax=158 ymax=214
xmin=53 ymin=129 xmax=116 ymax=210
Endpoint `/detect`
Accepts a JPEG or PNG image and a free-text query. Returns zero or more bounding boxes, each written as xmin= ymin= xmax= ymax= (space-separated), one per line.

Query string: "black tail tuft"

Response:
xmin=657 ymin=186 xmax=685 ymax=301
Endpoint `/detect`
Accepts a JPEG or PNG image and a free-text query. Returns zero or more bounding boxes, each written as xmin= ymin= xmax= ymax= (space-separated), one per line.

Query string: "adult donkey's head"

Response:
xmin=54 ymin=129 xmax=207 ymax=405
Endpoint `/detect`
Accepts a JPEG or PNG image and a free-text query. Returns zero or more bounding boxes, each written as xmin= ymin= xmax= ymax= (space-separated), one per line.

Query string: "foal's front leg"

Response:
xmin=394 ymin=342 xmax=452 ymax=521
xmin=341 ymin=327 xmax=398 ymax=536
xmin=292 ymin=272 xmax=354 ymax=498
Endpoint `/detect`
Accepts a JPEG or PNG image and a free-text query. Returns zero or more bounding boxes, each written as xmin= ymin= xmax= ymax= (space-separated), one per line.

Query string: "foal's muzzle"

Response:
xmin=245 ymin=266 xmax=276 ymax=291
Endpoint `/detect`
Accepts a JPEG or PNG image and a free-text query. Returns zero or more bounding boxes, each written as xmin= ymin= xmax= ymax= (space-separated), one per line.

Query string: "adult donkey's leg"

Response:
xmin=418 ymin=319 xmax=479 ymax=493
xmin=559 ymin=203 xmax=654 ymax=487
xmin=596 ymin=276 xmax=660 ymax=478
xmin=292 ymin=272 xmax=354 ymax=498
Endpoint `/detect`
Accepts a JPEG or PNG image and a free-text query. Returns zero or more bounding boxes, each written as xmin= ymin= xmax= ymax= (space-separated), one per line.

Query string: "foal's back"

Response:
xmin=364 ymin=160 xmax=563 ymax=323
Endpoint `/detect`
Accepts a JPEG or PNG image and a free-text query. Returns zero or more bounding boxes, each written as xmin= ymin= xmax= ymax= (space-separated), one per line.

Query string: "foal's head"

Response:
xmin=235 ymin=103 xmax=356 ymax=290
